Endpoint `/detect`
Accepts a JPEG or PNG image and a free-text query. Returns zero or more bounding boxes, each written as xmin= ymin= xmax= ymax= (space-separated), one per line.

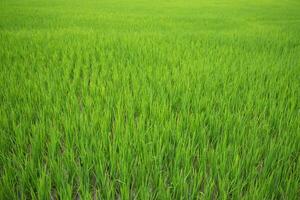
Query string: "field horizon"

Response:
xmin=0 ymin=0 xmax=300 ymax=199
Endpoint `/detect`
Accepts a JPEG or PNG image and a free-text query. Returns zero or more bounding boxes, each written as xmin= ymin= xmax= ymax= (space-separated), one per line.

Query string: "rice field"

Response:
xmin=0 ymin=0 xmax=300 ymax=199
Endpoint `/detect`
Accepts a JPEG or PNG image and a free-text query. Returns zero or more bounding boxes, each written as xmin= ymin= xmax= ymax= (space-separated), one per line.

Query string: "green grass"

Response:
xmin=0 ymin=0 xmax=300 ymax=199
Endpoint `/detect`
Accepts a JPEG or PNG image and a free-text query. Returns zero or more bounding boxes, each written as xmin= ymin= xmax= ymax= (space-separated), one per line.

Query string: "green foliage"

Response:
xmin=0 ymin=0 xmax=300 ymax=199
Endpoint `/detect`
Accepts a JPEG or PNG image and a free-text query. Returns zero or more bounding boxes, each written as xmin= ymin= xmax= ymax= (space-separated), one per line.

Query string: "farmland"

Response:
xmin=0 ymin=0 xmax=300 ymax=199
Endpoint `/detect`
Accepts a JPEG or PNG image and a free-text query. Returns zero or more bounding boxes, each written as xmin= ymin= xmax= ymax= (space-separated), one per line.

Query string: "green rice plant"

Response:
xmin=0 ymin=0 xmax=300 ymax=199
